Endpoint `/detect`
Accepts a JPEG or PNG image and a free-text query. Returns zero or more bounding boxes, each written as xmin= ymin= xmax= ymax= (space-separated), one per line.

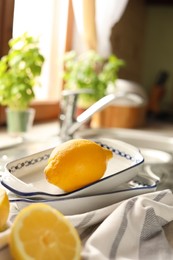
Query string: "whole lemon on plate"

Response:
xmin=9 ymin=203 xmax=81 ymax=260
xmin=44 ymin=139 xmax=113 ymax=192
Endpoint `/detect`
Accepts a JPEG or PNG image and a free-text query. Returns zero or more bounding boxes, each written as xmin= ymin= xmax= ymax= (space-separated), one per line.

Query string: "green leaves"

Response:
xmin=63 ymin=50 xmax=125 ymax=108
xmin=0 ymin=33 xmax=44 ymax=110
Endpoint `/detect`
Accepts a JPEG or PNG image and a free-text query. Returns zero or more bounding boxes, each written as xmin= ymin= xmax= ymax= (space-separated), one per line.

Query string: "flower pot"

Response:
xmin=6 ymin=108 xmax=35 ymax=136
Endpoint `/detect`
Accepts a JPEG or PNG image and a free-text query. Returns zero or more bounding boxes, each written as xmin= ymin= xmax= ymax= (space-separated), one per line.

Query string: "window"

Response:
xmin=13 ymin=0 xmax=71 ymax=101
xmin=0 ymin=0 xmax=74 ymax=125
xmin=0 ymin=0 xmax=129 ymax=125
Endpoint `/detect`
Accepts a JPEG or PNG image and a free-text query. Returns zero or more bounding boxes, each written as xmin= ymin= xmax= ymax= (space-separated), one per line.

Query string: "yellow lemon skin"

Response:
xmin=9 ymin=203 xmax=81 ymax=260
xmin=44 ymin=139 xmax=113 ymax=192
xmin=0 ymin=188 xmax=10 ymax=231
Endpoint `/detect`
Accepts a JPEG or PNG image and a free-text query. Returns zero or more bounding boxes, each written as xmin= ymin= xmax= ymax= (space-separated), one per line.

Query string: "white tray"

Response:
xmin=9 ymin=174 xmax=157 ymax=215
xmin=1 ymin=138 xmax=144 ymax=198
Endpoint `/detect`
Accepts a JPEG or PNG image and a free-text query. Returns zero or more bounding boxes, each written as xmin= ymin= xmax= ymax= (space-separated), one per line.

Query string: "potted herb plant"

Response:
xmin=0 ymin=33 xmax=44 ymax=135
xmin=63 ymin=50 xmax=124 ymax=111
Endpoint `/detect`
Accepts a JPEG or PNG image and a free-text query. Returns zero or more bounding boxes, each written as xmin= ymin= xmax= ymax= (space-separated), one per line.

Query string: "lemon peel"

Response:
xmin=0 ymin=188 xmax=10 ymax=232
xmin=44 ymin=139 xmax=113 ymax=192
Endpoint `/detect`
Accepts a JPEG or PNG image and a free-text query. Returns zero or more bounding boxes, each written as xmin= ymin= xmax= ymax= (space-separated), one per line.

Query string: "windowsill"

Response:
xmin=31 ymin=100 xmax=60 ymax=122
xmin=0 ymin=100 xmax=60 ymax=126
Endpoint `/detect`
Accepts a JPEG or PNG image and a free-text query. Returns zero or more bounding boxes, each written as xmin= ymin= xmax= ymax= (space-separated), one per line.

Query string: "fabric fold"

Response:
xmin=8 ymin=189 xmax=173 ymax=259
xmin=67 ymin=189 xmax=173 ymax=259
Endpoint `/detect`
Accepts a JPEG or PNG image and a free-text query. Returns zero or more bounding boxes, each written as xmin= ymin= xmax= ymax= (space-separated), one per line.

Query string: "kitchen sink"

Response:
xmin=75 ymin=127 xmax=173 ymax=191
xmin=1 ymin=126 xmax=173 ymax=191
xmin=75 ymin=128 xmax=173 ymax=154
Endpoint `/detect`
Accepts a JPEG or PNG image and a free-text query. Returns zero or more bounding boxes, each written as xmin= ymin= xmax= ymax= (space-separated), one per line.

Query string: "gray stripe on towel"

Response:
xmin=139 ymin=207 xmax=173 ymax=260
xmin=76 ymin=212 xmax=96 ymax=228
xmin=153 ymin=191 xmax=168 ymax=202
xmin=109 ymin=198 xmax=137 ymax=259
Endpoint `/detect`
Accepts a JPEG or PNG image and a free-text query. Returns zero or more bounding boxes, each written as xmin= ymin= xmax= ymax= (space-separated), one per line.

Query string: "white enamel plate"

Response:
xmin=1 ymin=138 xmax=144 ymax=198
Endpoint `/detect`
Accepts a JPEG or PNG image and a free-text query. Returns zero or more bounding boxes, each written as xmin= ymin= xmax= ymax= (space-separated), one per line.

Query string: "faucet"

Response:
xmin=59 ymin=89 xmax=145 ymax=141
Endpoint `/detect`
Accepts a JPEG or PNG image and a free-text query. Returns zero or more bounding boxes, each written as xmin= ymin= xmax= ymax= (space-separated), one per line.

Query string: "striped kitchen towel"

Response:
xmin=68 ymin=189 xmax=173 ymax=260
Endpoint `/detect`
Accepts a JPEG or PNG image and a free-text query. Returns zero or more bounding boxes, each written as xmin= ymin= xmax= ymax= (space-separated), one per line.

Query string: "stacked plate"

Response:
xmin=1 ymin=138 xmax=158 ymax=215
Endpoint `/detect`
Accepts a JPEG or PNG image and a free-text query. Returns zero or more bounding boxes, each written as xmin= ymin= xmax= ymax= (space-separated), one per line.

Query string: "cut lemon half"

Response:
xmin=0 ymin=188 xmax=10 ymax=231
xmin=9 ymin=203 xmax=81 ymax=260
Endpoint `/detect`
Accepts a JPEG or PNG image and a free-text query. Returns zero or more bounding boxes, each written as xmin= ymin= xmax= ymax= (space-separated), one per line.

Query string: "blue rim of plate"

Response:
xmin=9 ymin=177 xmax=157 ymax=203
xmin=1 ymin=141 xmax=144 ymax=197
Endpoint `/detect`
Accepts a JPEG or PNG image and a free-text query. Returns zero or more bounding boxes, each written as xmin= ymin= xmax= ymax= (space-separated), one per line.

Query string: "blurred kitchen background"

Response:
xmin=0 ymin=0 xmax=173 ymax=128
xmin=110 ymin=0 xmax=173 ymax=122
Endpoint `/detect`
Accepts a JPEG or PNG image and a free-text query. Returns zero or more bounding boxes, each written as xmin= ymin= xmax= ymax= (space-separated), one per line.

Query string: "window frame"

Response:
xmin=0 ymin=0 xmax=14 ymax=57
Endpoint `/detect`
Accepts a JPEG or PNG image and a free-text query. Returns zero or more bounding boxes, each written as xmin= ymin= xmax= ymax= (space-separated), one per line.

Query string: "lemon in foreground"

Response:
xmin=0 ymin=188 xmax=10 ymax=231
xmin=44 ymin=139 xmax=113 ymax=192
xmin=9 ymin=203 xmax=81 ymax=260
